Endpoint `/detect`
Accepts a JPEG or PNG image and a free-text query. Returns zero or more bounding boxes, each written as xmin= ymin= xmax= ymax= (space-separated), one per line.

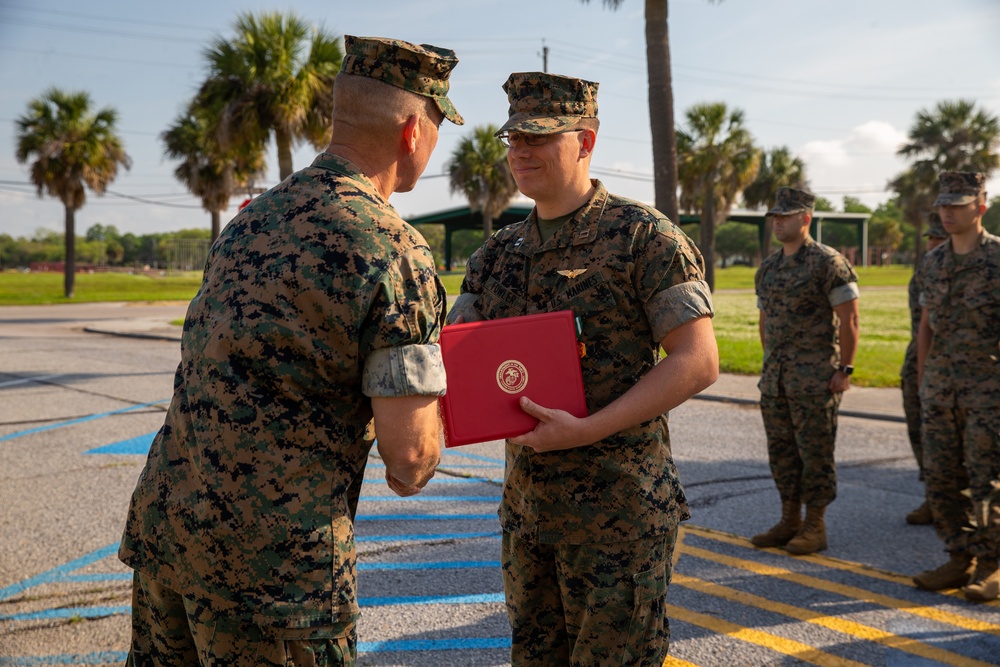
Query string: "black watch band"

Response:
xmin=838 ymin=365 xmax=854 ymax=376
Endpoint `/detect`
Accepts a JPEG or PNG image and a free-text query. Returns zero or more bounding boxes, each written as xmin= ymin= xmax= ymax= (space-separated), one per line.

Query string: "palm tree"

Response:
xmin=162 ymin=101 xmax=266 ymax=241
xmin=580 ymin=0 xmax=723 ymax=226
xmin=447 ymin=124 xmax=518 ymax=240
xmin=889 ymin=99 xmax=1000 ymax=261
xmin=743 ymin=146 xmax=809 ymax=259
xmin=198 ymin=11 xmax=342 ymax=182
xmin=15 ymin=88 xmax=131 ymax=298
xmin=677 ymin=102 xmax=761 ymax=291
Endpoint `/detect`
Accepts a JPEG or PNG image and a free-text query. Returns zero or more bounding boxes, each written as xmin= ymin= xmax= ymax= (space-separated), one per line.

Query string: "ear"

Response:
xmin=402 ymin=114 xmax=420 ymax=155
xmin=578 ymin=129 xmax=597 ymax=158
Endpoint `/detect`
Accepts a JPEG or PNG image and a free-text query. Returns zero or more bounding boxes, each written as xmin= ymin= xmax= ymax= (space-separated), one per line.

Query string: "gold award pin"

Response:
xmin=557 ymin=269 xmax=587 ymax=279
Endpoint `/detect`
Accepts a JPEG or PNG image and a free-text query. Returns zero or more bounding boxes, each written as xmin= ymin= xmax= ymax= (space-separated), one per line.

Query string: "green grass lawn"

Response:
xmin=1 ymin=266 xmax=912 ymax=388
xmin=0 ymin=270 xmax=204 ymax=305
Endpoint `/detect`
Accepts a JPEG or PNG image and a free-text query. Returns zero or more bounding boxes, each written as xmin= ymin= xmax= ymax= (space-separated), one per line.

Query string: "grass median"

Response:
xmin=1 ymin=266 xmax=911 ymax=388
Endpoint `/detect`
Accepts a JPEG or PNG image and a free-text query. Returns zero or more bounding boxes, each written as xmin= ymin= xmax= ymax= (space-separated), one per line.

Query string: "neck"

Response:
xmin=326 ymin=140 xmax=397 ymax=200
xmin=950 ymin=224 xmax=982 ymax=255
xmin=782 ymin=235 xmax=807 ymax=256
xmin=535 ymin=179 xmax=595 ymax=220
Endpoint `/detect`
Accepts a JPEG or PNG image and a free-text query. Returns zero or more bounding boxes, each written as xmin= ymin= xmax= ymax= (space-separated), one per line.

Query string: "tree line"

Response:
xmin=13 ymin=8 xmax=1000 ymax=296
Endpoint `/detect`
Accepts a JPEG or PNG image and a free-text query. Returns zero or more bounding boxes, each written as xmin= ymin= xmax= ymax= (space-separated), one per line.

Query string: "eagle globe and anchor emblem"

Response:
xmin=496 ymin=359 xmax=529 ymax=394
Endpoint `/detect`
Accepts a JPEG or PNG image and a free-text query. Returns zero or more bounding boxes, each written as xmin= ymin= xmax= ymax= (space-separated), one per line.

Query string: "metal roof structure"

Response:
xmin=408 ymin=205 xmax=872 ymax=269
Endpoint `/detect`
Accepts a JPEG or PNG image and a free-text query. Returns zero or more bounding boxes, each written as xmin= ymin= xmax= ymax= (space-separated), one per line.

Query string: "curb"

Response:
xmin=82 ymin=327 xmax=182 ymax=342
xmin=693 ymin=393 xmax=906 ymax=424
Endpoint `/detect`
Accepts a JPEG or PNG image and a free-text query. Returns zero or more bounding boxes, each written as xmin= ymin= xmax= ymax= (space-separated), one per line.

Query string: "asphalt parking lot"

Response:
xmin=2 ymin=303 xmax=1000 ymax=666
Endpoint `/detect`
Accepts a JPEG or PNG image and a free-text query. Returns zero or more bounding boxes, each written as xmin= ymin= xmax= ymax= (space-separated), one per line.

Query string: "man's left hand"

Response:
xmin=829 ymin=371 xmax=851 ymax=394
xmin=508 ymin=396 xmax=595 ymax=452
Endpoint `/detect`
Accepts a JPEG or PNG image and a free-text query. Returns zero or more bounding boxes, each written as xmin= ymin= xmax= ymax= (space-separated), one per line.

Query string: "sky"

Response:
xmin=1 ymin=0 xmax=999 ymax=241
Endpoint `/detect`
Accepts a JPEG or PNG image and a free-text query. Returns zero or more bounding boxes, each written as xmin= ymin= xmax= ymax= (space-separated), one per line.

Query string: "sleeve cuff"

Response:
xmin=646 ymin=280 xmax=715 ymax=342
xmin=829 ymin=282 xmax=859 ymax=307
xmin=362 ymin=344 xmax=447 ymax=397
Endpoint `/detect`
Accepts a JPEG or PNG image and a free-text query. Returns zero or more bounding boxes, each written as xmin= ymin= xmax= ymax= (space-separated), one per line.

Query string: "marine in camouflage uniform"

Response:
xmin=118 ymin=35 xmax=464 ymax=665
xmin=913 ymin=171 xmax=1000 ymax=601
xmin=448 ymin=72 xmax=717 ymax=666
xmin=900 ymin=213 xmax=948 ymax=525
xmin=752 ymin=187 xmax=860 ymax=555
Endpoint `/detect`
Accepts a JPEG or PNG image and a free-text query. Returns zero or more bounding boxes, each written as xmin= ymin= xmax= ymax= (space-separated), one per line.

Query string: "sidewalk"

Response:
xmin=698 ymin=373 xmax=904 ymax=423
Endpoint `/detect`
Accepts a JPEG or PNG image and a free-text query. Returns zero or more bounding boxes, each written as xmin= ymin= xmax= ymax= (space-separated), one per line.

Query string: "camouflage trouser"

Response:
xmin=759 ymin=391 xmax=841 ymax=507
xmin=501 ymin=529 xmax=676 ymax=667
xmin=127 ymin=571 xmax=357 ymax=666
xmin=922 ymin=403 xmax=1000 ymax=558
xmin=900 ymin=358 xmax=923 ymax=477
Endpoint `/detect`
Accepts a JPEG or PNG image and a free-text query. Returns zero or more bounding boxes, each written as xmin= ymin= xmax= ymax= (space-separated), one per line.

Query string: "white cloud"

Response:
xmin=798 ymin=121 xmax=909 ymax=208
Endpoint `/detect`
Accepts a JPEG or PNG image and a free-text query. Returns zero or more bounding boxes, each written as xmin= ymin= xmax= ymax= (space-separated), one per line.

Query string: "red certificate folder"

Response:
xmin=438 ymin=310 xmax=588 ymax=447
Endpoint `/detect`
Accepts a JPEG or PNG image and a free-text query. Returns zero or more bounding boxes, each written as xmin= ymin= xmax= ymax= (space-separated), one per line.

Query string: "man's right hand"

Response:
xmin=385 ymin=471 xmax=426 ymax=497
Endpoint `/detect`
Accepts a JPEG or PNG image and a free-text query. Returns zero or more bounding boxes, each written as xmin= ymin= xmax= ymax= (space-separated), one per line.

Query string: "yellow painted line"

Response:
xmin=681 ymin=543 xmax=1000 ymax=636
xmin=682 ymin=525 xmax=1000 ymax=608
xmin=673 ymin=573 xmax=995 ymax=667
xmin=663 ymin=655 xmax=700 ymax=667
xmin=666 ymin=604 xmax=872 ymax=667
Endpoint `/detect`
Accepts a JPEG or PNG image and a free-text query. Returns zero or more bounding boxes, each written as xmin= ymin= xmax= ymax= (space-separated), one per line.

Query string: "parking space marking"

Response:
xmin=0 ymin=401 xmax=167 ymax=443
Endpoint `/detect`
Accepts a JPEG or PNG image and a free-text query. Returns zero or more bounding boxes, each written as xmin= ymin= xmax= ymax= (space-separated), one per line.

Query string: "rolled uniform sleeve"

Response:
xmin=638 ymin=229 xmax=715 ymax=343
xmin=361 ymin=246 xmax=447 ymax=397
xmin=829 ymin=282 xmax=859 ymax=307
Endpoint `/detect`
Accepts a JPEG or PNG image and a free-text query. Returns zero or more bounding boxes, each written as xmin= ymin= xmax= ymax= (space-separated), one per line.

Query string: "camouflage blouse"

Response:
xmin=119 ymin=152 xmax=447 ymax=628
xmin=449 ymin=180 xmax=713 ymax=544
xmin=755 ymin=236 xmax=858 ymax=396
xmin=918 ymin=231 xmax=1000 ymax=409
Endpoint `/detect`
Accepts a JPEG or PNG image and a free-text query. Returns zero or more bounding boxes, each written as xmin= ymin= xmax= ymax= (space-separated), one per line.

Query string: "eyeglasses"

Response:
xmin=497 ymin=129 xmax=583 ymax=148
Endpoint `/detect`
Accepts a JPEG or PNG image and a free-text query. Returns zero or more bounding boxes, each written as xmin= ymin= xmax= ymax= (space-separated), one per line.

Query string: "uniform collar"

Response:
xmin=780 ymin=235 xmax=815 ymax=267
xmin=943 ymin=230 xmax=991 ymax=272
xmin=311 ymin=152 xmax=387 ymax=203
xmin=509 ymin=179 xmax=608 ymax=256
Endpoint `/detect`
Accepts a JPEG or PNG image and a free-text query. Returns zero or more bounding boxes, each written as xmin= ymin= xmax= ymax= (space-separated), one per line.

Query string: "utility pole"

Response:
xmin=539 ymin=39 xmax=548 ymax=73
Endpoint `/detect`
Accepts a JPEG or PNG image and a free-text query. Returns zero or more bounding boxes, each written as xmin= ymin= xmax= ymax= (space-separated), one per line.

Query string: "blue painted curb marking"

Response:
xmin=84 ymin=431 xmax=156 ymax=455
xmin=0 ymin=401 xmax=168 ymax=443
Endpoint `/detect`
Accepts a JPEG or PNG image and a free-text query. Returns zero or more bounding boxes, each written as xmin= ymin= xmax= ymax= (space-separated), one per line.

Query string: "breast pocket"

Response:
xmin=479 ymin=276 xmax=527 ymax=321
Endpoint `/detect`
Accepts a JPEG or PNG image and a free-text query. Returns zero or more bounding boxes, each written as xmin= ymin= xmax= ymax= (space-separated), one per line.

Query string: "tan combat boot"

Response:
xmin=905 ymin=500 xmax=933 ymax=525
xmin=751 ymin=500 xmax=801 ymax=548
xmin=784 ymin=505 xmax=827 ymax=555
xmin=913 ymin=553 xmax=974 ymax=591
xmin=963 ymin=558 xmax=1000 ymax=602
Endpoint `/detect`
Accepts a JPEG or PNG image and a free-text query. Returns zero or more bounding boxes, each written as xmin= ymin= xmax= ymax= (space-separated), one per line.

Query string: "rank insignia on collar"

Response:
xmin=514 ymin=237 xmax=524 ymax=248
xmin=557 ymin=268 xmax=587 ymax=279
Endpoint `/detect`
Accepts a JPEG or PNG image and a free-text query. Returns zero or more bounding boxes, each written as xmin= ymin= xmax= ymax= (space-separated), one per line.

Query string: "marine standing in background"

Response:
xmin=900 ymin=213 xmax=948 ymax=526
xmin=449 ymin=72 xmax=718 ymax=666
xmin=752 ymin=187 xmax=860 ymax=555
xmin=912 ymin=171 xmax=1000 ymax=602
xmin=118 ymin=36 xmax=464 ymax=665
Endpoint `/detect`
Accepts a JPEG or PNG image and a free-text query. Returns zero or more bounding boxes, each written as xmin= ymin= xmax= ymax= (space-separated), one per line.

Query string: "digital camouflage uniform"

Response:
xmin=755 ymin=192 xmax=859 ymax=508
xmin=901 ymin=215 xmax=949 ymax=478
xmin=119 ymin=35 xmax=461 ymax=666
xmin=919 ymin=174 xmax=1000 ymax=560
xmin=452 ymin=73 xmax=713 ymax=665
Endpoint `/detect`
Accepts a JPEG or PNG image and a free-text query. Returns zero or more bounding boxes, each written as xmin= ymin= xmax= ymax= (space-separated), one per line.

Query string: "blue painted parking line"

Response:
xmin=359 ymin=531 xmax=501 ymax=543
xmin=441 ymin=450 xmax=504 ymax=464
xmin=0 ymin=401 xmax=168 ymax=443
xmin=0 ymin=652 xmax=129 ymax=666
xmin=0 ymin=543 xmax=120 ymax=601
xmin=361 ymin=513 xmax=497 ymax=522
xmin=84 ymin=431 xmax=156 ymax=455
xmin=0 ymin=606 xmax=131 ymax=623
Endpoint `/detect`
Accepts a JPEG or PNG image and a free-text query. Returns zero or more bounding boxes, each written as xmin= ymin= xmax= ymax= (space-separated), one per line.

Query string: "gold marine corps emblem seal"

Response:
xmin=496 ymin=360 xmax=529 ymax=394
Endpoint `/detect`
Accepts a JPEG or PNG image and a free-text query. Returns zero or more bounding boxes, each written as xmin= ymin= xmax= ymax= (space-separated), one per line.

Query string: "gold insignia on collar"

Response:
xmin=557 ymin=269 xmax=587 ymax=279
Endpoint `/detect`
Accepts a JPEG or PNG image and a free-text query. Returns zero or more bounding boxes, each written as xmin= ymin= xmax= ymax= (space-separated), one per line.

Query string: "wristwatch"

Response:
xmin=838 ymin=365 xmax=854 ymax=376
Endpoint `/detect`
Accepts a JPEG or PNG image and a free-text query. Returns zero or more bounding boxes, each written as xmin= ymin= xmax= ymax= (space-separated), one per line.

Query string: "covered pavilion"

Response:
xmin=408 ymin=205 xmax=872 ymax=270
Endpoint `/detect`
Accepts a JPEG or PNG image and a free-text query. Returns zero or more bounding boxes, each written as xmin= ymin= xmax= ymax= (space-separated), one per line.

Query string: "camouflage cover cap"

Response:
xmin=341 ymin=35 xmax=464 ymax=125
xmin=495 ymin=72 xmax=599 ymax=135
xmin=767 ymin=187 xmax=815 ymax=215
xmin=933 ymin=171 xmax=985 ymax=206
xmin=924 ymin=212 xmax=948 ymax=238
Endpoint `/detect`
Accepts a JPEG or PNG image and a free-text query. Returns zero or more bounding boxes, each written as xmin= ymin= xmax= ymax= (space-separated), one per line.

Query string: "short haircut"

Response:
xmin=333 ymin=73 xmax=439 ymax=133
